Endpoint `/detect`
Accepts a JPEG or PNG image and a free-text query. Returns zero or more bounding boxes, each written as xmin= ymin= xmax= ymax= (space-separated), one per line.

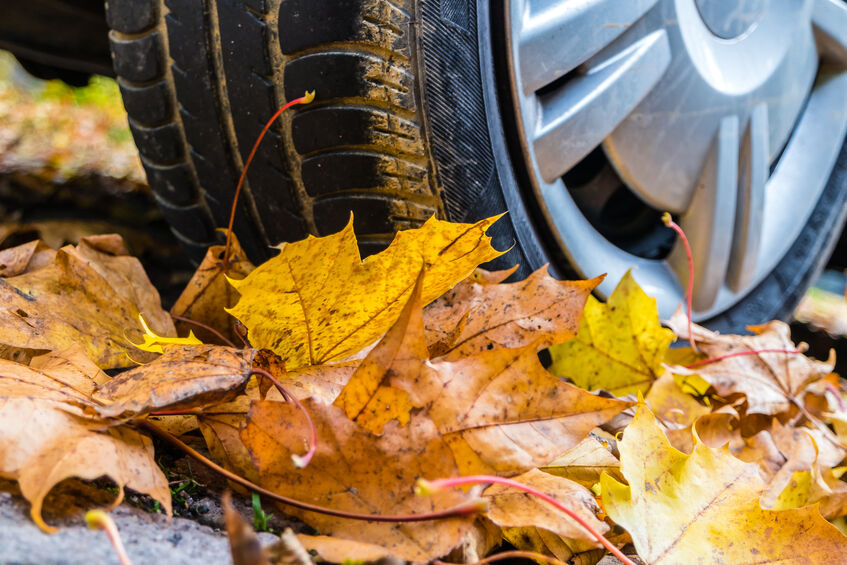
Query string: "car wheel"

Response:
xmin=107 ymin=0 xmax=847 ymax=331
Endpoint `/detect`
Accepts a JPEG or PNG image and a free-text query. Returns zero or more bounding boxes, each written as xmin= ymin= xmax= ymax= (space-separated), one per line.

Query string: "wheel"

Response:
xmin=106 ymin=0 xmax=847 ymax=331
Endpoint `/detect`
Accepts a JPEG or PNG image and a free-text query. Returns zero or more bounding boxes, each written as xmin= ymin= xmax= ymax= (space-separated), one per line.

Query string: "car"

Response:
xmin=2 ymin=0 xmax=846 ymax=332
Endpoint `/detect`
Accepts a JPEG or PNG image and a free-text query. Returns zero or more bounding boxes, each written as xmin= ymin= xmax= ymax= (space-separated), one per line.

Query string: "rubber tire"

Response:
xmin=106 ymin=0 xmax=847 ymax=332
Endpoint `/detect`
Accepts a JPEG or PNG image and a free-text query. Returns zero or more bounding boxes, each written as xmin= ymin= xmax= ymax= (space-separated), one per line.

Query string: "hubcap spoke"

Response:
xmin=812 ymin=0 xmax=847 ymax=64
xmin=727 ymin=103 xmax=768 ymax=293
xmin=532 ymin=30 xmax=671 ymax=183
xmin=671 ymin=116 xmax=739 ymax=312
xmin=517 ymin=0 xmax=660 ymax=95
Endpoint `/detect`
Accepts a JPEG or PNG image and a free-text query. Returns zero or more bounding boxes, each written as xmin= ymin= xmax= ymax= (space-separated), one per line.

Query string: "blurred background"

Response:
xmin=0 ymin=50 xmax=190 ymax=304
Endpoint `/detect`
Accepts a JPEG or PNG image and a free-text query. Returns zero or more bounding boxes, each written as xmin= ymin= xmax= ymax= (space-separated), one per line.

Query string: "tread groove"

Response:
xmin=110 ymin=0 xmax=445 ymax=258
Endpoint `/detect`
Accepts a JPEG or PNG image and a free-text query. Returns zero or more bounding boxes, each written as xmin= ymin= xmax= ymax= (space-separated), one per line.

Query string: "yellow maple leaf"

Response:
xmin=602 ymin=403 xmax=847 ymax=564
xmin=548 ymin=271 xmax=674 ymax=395
xmin=227 ymin=215 xmax=503 ymax=370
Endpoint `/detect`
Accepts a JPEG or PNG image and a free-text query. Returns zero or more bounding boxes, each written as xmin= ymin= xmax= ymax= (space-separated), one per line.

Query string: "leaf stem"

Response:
xmin=86 ymin=510 xmax=134 ymax=565
xmin=418 ymin=475 xmax=636 ymax=565
xmin=223 ymin=91 xmax=315 ymax=267
xmin=234 ymin=321 xmax=251 ymax=348
xmin=136 ymin=419 xmax=487 ymax=522
xmin=171 ymin=314 xmax=237 ymax=348
xmin=249 ymin=368 xmax=316 ymax=467
xmin=685 ymin=348 xmax=803 ymax=369
xmin=662 ymin=212 xmax=697 ymax=353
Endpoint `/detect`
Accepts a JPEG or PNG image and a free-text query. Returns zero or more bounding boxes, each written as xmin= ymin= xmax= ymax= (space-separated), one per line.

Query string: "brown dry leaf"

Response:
xmin=0 ymin=240 xmax=55 ymax=277
xmin=295 ymin=534 xmax=393 ymax=564
xmin=426 ymin=346 xmax=633 ymax=476
xmin=252 ymin=348 xmax=359 ymax=403
xmin=0 ymin=348 xmax=171 ymax=530
xmin=241 ymin=399 xmax=476 ymax=562
xmin=29 ymin=344 xmax=110 ymax=396
xmin=501 ymin=528 xmax=608 ymax=565
xmin=70 ymin=235 xmax=174 ymax=334
xmin=541 ymin=435 xmax=623 ymax=489
xmin=0 ymin=397 xmax=171 ymax=532
xmin=667 ymin=310 xmax=834 ymax=416
xmin=228 ymin=215 xmax=503 ymax=370
xmin=224 ymin=491 xmax=270 ymax=565
xmin=197 ymin=395 xmax=260 ymax=483
xmin=423 ymin=267 xmax=513 ymax=355
xmin=172 ymin=234 xmax=255 ymax=344
xmin=483 ymin=468 xmax=607 ymax=548
xmin=0 ymin=236 xmax=174 ymax=369
xmin=0 ymin=357 xmax=97 ymax=411
xmin=602 ymin=402 xmax=847 ymax=564
xmin=93 ymin=345 xmax=256 ymax=419
xmin=423 ymin=265 xmax=601 ymax=360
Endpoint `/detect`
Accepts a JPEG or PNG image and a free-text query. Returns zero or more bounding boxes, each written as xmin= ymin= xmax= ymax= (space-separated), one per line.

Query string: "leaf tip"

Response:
xmin=414 ymin=478 xmax=439 ymax=496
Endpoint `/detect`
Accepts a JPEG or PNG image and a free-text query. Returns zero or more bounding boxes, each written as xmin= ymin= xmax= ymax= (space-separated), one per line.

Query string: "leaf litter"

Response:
xmin=0 ymin=200 xmax=846 ymax=563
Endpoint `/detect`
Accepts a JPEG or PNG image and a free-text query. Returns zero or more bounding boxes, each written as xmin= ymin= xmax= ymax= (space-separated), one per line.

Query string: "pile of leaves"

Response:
xmin=2 ymin=214 xmax=847 ymax=564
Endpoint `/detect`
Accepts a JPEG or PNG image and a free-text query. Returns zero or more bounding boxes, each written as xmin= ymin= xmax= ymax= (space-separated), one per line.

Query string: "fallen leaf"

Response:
xmin=548 ymin=271 xmax=675 ymax=395
xmin=269 ymin=360 xmax=357 ymax=405
xmin=771 ymin=464 xmax=847 ymax=519
xmin=540 ymin=435 xmax=623 ymax=489
xmin=0 ymin=236 xmax=174 ymax=369
xmin=423 ymin=265 xmax=601 ymax=360
xmin=69 ymin=235 xmax=173 ymax=335
xmin=228 ymin=215 xmax=503 ymax=370
xmin=241 ymin=399 xmax=476 ymax=562
xmin=667 ymin=311 xmax=834 ymax=416
xmin=29 ymin=345 xmax=110 ymax=399
xmin=602 ymin=402 xmax=847 ymax=564
xmin=422 ymin=267 xmax=513 ymax=356
xmin=0 ymin=356 xmax=97 ymax=411
xmin=93 ymin=345 xmax=256 ymax=419
xmin=172 ymin=233 xmax=255 ymax=345
xmin=645 ymin=372 xmax=711 ymax=429
xmin=483 ymin=468 xmax=607 ymax=547
xmin=333 ymin=266 xmax=430 ymax=433
xmin=295 ymin=534 xmax=392 ymax=564
xmin=426 ymin=346 xmax=632 ymax=476
xmin=197 ymin=395 xmax=260 ymax=484
xmin=500 ymin=527 xmax=607 ymax=565
xmin=0 ymin=240 xmax=55 ymax=277
xmin=0 ymin=397 xmax=171 ymax=532
xmin=758 ymin=420 xmax=846 ymax=513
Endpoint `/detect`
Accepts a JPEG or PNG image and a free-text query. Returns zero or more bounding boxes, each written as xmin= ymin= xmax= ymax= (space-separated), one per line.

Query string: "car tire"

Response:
xmin=106 ymin=0 xmax=847 ymax=332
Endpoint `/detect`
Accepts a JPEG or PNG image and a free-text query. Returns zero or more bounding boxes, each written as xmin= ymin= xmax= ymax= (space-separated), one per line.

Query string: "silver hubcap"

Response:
xmin=505 ymin=0 xmax=847 ymax=319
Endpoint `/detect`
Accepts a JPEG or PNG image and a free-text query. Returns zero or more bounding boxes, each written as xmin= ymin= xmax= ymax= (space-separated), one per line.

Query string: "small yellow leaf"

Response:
xmin=548 ymin=271 xmax=674 ymax=395
xmin=133 ymin=314 xmax=202 ymax=354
